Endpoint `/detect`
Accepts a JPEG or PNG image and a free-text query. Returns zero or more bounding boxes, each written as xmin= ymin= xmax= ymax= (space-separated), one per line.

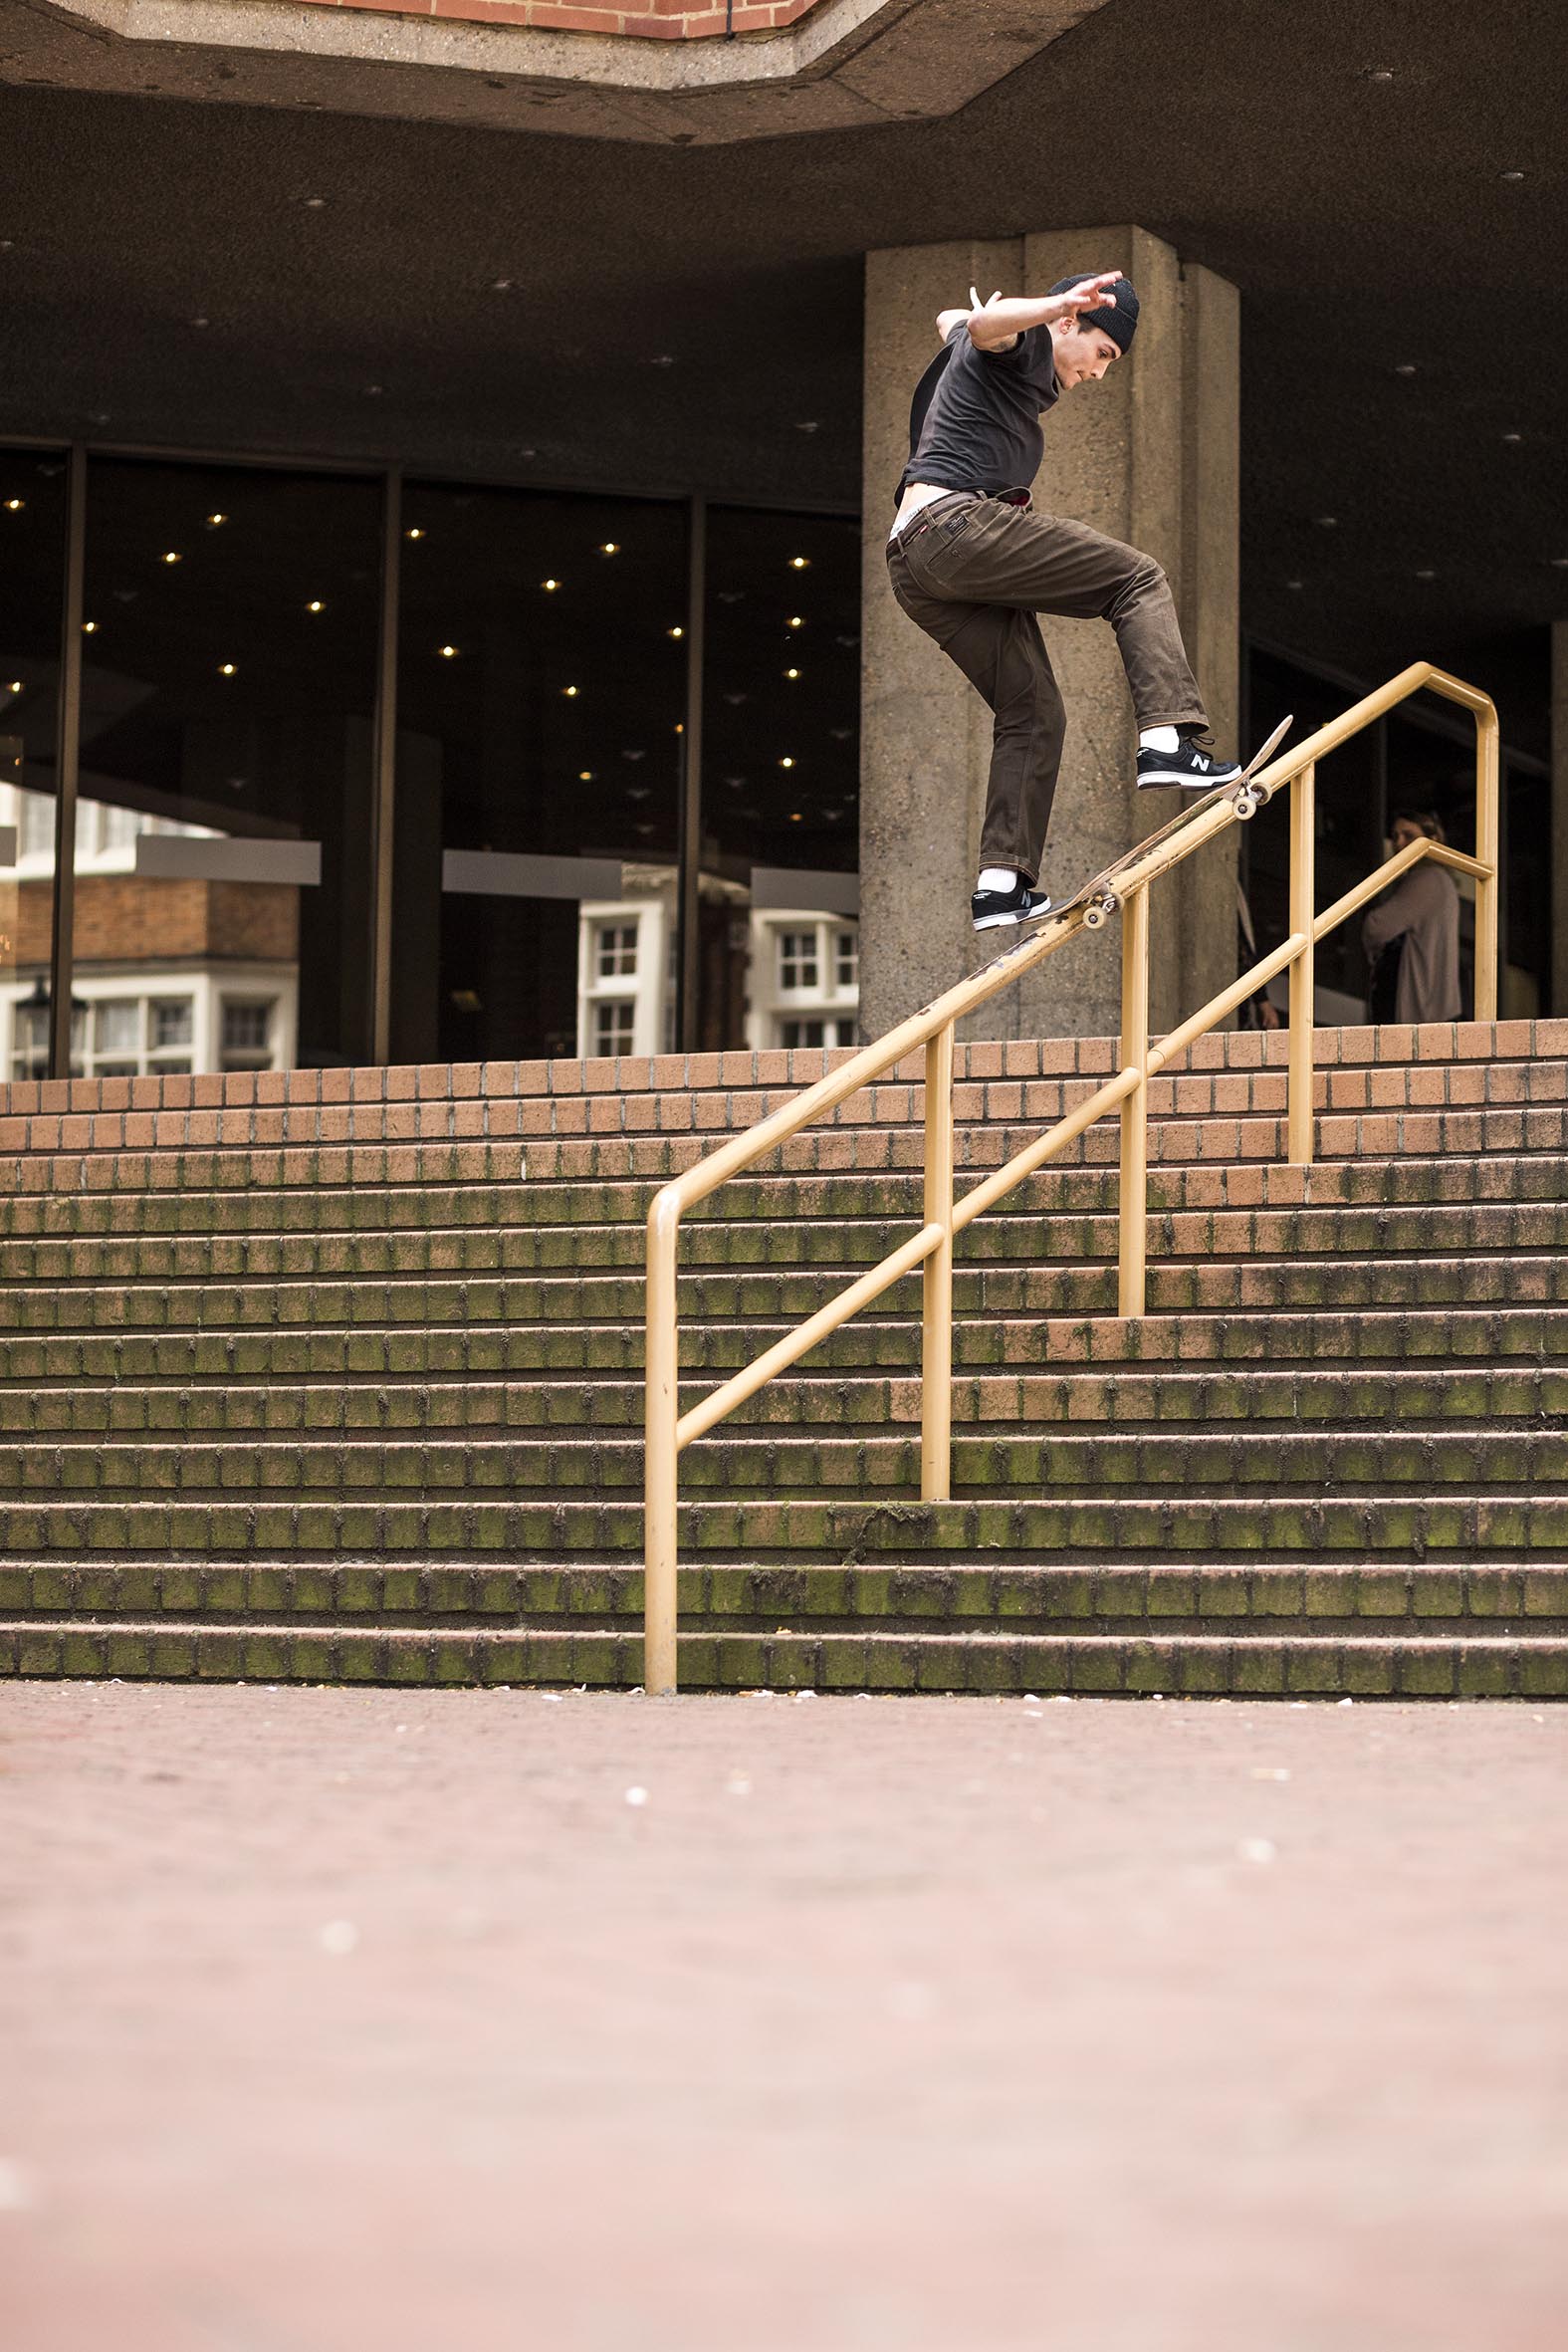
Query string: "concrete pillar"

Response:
xmin=1554 ymin=620 xmax=1568 ymax=1019
xmin=859 ymin=227 xmax=1239 ymax=1043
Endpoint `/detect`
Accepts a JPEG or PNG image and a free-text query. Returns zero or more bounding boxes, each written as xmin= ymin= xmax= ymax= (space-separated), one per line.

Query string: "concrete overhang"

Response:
xmin=3 ymin=0 xmax=1111 ymax=143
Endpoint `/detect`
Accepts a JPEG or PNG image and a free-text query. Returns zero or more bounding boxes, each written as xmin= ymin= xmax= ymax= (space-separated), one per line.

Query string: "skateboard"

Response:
xmin=1059 ymin=714 xmax=1294 ymax=932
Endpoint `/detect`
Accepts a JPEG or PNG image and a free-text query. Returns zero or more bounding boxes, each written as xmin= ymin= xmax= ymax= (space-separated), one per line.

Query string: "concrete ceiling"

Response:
xmin=11 ymin=0 xmax=1113 ymax=144
xmin=0 ymin=0 xmax=1561 ymax=749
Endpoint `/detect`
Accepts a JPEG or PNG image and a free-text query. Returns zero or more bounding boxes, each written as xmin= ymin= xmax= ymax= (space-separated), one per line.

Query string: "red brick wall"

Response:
xmin=293 ymin=0 xmax=821 ymax=37
xmin=4 ymin=876 xmax=300 ymax=972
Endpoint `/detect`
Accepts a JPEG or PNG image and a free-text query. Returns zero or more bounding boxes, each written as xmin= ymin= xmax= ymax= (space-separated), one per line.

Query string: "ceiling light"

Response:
xmin=541 ymin=577 xmax=560 ymax=590
xmin=162 ymin=551 xmax=181 ymax=565
xmin=784 ymin=668 xmax=800 ymax=679
xmin=406 ymin=527 xmax=425 ymax=541
xmin=190 ymin=316 xmax=209 ymax=329
xmin=786 ymin=615 xmax=804 ymax=629
xmin=206 ymin=512 xmax=228 ymax=527
xmin=652 ymin=354 xmax=675 ymax=367
xmin=492 ymin=279 xmax=514 ymax=292
xmin=674 ymin=724 xmax=684 ymax=735
xmin=1415 ymin=568 xmax=1437 ymax=581
xmin=1502 ymin=431 xmax=1522 ymax=443
xmin=4 ymin=497 xmax=24 ymax=511
xmin=599 ymin=542 xmax=619 ymax=556
xmin=789 ymin=812 xmax=803 ymax=822
xmin=1363 ymin=66 xmax=1395 ymax=81
xmin=307 ymin=598 xmax=325 ymax=612
xmin=667 ymin=625 xmax=684 ymax=639
xmin=780 ymin=757 xmax=795 ymax=769
xmin=1499 ymin=169 xmax=1526 ymax=181
xmin=1552 ymin=557 xmax=1568 ymax=570
xmin=6 ymin=679 xmax=22 ymax=693
xmin=1315 ymin=516 xmax=1338 ymax=529
xmin=83 ymin=620 xmax=99 ymax=632
xmin=1285 ymin=579 xmax=1303 ymax=590
xmin=364 ymin=384 xmax=384 ymax=396
xmin=562 ymin=684 xmax=579 ymax=696
xmin=218 ymin=661 xmax=237 ymax=676
xmin=304 ymin=195 xmax=327 ymax=207
xmin=578 ymin=770 xmax=594 ymax=782
xmin=794 ymin=421 xmax=820 ymax=433
xmin=439 ymin=644 xmax=459 ymax=658
xmin=789 ymin=556 xmax=810 ymax=570
xmin=1395 ymin=363 xmax=1417 ymax=376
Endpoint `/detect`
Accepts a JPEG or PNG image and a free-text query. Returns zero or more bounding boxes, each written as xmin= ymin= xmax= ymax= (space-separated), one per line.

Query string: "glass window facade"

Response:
xmin=0 ymin=449 xmax=68 ymax=1078
xmin=1 ymin=447 xmax=864 ymax=1077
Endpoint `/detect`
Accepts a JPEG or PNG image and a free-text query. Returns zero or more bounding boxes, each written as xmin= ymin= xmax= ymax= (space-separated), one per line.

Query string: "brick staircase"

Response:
xmin=3 ymin=1018 xmax=1566 ymax=1699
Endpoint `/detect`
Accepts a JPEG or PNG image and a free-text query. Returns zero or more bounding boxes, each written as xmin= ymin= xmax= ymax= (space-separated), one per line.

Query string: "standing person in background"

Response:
xmin=1362 ymin=810 xmax=1462 ymax=1024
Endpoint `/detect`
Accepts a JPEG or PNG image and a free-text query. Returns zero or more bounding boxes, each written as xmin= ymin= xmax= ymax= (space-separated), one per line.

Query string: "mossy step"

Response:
xmin=2 ymin=1557 xmax=1563 ymax=1636
xmin=3 ymin=1491 xmax=1566 ymax=1559
xmin=5 ymin=1152 xmax=1563 ymax=1240
xmin=8 ymin=1427 xmax=1562 ymax=1503
xmin=8 ymin=1199 xmax=1565 ymax=1288
xmin=6 ymin=1363 xmax=1560 ymax=1437
xmin=6 ymin=1251 xmax=1566 ymax=1336
xmin=5 ymin=1616 xmax=1566 ymax=1699
xmin=3 ymin=1304 xmax=1566 ymax=1386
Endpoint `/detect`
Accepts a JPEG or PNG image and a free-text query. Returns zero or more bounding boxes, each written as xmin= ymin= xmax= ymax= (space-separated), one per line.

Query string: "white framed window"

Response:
xmin=594 ymin=999 xmax=636 ymax=1054
xmin=220 ymin=1000 xmax=274 ymax=1071
xmin=835 ymin=930 xmax=858 ymax=989
xmin=778 ymin=929 xmax=818 ymax=992
xmin=779 ymin=1017 xmax=856 ymax=1050
xmin=596 ymin=921 xmax=638 ymax=979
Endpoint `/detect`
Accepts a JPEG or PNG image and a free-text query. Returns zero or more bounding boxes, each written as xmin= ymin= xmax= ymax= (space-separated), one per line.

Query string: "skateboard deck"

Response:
xmin=1056 ymin=714 xmax=1294 ymax=932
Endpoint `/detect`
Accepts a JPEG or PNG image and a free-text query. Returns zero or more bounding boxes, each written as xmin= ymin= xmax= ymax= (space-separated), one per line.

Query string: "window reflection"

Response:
xmin=701 ymin=509 xmax=861 ymax=1052
xmin=72 ymin=458 xmax=381 ymax=1074
xmin=392 ymin=485 xmax=685 ymax=1063
xmin=0 ymin=450 xmax=66 ymax=1079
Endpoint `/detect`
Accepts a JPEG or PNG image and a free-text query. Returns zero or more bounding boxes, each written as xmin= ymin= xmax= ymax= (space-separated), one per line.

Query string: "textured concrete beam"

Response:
xmin=4 ymin=0 xmax=1110 ymax=144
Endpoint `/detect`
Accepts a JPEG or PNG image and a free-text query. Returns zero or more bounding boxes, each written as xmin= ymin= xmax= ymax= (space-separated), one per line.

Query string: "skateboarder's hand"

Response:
xmin=1043 ymin=272 xmax=1122 ymax=323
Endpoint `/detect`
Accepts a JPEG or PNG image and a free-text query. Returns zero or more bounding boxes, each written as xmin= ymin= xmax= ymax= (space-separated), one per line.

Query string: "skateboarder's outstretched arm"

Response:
xmin=964 ymin=272 xmax=1124 ymax=351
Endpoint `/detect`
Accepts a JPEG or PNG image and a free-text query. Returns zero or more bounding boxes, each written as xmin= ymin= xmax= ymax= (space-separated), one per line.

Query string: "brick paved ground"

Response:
xmin=3 ymin=1687 xmax=1565 ymax=2352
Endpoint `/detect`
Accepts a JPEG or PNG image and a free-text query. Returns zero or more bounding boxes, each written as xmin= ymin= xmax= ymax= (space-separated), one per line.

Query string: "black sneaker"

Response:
xmin=1136 ymin=738 xmax=1242 ymax=791
xmin=972 ymin=879 xmax=1053 ymax=932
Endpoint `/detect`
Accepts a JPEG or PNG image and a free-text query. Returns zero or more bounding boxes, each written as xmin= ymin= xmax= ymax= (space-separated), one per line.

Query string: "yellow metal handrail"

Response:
xmin=643 ymin=662 xmax=1499 ymax=1693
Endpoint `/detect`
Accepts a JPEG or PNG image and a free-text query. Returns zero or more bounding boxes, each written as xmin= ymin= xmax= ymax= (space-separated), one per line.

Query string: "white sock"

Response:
xmin=978 ymin=866 xmax=1019 ymax=894
xmin=1139 ymin=726 xmax=1181 ymax=754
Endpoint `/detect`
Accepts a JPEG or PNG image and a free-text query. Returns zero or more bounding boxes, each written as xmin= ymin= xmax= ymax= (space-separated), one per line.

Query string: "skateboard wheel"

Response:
xmin=1083 ymin=902 xmax=1106 ymax=931
xmin=1232 ymin=789 xmax=1257 ymax=820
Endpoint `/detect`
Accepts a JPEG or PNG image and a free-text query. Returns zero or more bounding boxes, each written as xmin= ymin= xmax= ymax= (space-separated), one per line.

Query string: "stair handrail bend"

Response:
xmin=643 ymin=661 xmax=1499 ymax=1693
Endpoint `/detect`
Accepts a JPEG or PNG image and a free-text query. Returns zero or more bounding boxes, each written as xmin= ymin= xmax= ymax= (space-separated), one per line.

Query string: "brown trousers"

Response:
xmin=885 ymin=491 xmax=1209 ymax=884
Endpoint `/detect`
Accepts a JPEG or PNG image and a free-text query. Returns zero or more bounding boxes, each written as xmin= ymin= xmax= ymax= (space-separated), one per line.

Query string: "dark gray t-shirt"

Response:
xmin=895 ymin=322 xmax=1060 ymax=509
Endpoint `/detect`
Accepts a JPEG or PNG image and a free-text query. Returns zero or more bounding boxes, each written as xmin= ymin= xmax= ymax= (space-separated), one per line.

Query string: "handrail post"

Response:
xmin=920 ymin=1023 xmax=955 ymax=1502
xmin=1287 ymin=760 xmax=1316 ymax=1166
xmin=1118 ymin=884 xmax=1150 ymax=1316
xmin=643 ymin=1201 xmax=681 ymax=1695
xmin=1473 ymin=706 xmax=1500 ymax=1023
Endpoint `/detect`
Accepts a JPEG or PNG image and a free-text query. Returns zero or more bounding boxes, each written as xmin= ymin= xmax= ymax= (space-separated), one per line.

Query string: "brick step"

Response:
xmin=5 ymin=1153 xmax=1562 ymax=1240
xmin=7 ymin=1363 xmax=1561 ymax=1437
xmin=522 ymin=1104 xmax=1568 ymax=1180
xmin=9 ymin=1426 xmax=1561 ymax=1502
xmin=6 ymin=1053 xmax=1564 ymax=1158
xmin=7 ymin=1102 xmax=1568 ymax=1200
xmin=4 ymin=1304 xmax=1564 ymax=1387
xmin=5 ymin=1618 xmax=1566 ymax=1700
xmin=8 ymin=1197 xmax=1565 ymax=1290
xmin=2 ymin=1491 xmax=1563 ymax=1559
xmin=9 ymin=1250 xmax=1561 ymax=1337
xmin=3 ymin=1554 xmax=1564 ymax=1633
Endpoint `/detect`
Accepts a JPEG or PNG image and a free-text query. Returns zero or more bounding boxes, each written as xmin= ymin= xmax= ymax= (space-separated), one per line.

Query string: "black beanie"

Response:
xmin=1048 ymin=274 xmax=1139 ymax=353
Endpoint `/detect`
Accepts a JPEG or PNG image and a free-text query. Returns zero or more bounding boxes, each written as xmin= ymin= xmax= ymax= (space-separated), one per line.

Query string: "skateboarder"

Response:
xmin=885 ymin=270 xmax=1242 ymax=931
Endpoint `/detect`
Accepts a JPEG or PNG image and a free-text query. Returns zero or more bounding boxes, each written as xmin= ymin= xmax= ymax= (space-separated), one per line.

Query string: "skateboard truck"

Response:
xmin=1081 ymin=887 xmax=1120 ymax=932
